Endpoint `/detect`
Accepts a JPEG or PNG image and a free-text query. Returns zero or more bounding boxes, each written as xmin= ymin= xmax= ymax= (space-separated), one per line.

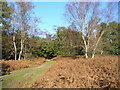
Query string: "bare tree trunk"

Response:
xmin=18 ymin=39 xmax=24 ymax=60
xmin=91 ymin=49 xmax=95 ymax=58
xmin=24 ymin=43 xmax=27 ymax=59
xmin=101 ymin=50 xmax=103 ymax=55
xmin=13 ymin=35 xmax=17 ymax=60
xmin=85 ymin=46 xmax=88 ymax=58
xmin=92 ymin=31 xmax=104 ymax=58
xmin=82 ymin=35 xmax=88 ymax=58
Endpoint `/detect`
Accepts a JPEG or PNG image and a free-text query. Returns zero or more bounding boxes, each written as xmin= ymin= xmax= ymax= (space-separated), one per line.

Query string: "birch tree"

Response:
xmin=9 ymin=1 xmax=41 ymax=60
xmin=65 ymin=2 xmax=117 ymax=58
xmin=16 ymin=1 xmax=34 ymax=60
xmin=10 ymin=3 xmax=18 ymax=60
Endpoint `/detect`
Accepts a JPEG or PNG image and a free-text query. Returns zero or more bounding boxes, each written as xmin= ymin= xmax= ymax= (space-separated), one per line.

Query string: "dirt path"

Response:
xmin=1 ymin=61 xmax=56 ymax=88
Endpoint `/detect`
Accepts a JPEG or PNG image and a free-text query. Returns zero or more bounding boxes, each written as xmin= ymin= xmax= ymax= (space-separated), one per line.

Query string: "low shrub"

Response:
xmin=1 ymin=57 xmax=46 ymax=74
xmin=32 ymin=55 xmax=119 ymax=88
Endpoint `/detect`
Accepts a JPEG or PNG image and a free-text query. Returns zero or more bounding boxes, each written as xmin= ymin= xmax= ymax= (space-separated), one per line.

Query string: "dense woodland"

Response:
xmin=1 ymin=2 xmax=119 ymax=60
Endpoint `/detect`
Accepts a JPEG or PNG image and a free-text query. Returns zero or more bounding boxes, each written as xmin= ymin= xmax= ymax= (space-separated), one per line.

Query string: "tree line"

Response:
xmin=1 ymin=1 xmax=119 ymax=60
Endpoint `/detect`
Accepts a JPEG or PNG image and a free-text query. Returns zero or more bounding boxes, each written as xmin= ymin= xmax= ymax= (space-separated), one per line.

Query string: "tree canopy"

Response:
xmin=1 ymin=2 xmax=119 ymax=60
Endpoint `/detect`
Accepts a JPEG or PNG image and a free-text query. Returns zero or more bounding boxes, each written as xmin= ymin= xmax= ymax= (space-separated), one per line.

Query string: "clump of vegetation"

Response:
xmin=1 ymin=57 xmax=46 ymax=74
xmin=32 ymin=55 xmax=119 ymax=88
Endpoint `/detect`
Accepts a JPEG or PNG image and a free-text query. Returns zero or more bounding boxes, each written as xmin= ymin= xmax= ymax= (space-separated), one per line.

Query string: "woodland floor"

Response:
xmin=1 ymin=55 xmax=119 ymax=88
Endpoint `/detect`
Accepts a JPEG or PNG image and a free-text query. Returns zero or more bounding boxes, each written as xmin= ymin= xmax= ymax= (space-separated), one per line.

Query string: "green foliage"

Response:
xmin=56 ymin=27 xmax=84 ymax=56
xmin=101 ymin=22 xmax=119 ymax=55
xmin=31 ymin=27 xmax=84 ymax=59
xmin=33 ymin=40 xmax=64 ymax=59
xmin=2 ymin=21 xmax=119 ymax=60
xmin=1 ymin=2 xmax=14 ymax=59
xmin=1 ymin=2 xmax=13 ymax=32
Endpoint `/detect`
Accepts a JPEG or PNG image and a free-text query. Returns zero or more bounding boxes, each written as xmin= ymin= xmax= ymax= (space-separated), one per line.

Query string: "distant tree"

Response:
xmin=33 ymin=37 xmax=64 ymax=59
xmin=1 ymin=2 xmax=14 ymax=59
xmin=101 ymin=22 xmax=119 ymax=55
xmin=25 ymin=36 xmax=42 ymax=59
xmin=2 ymin=32 xmax=14 ymax=59
xmin=56 ymin=27 xmax=84 ymax=55
xmin=1 ymin=2 xmax=13 ymax=32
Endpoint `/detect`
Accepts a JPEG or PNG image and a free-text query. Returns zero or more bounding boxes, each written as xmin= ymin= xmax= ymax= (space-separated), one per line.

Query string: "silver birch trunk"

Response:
xmin=82 ymin=35 xmax=88 ymax=58
xmin=92 ymin=31 xmax=104 ymax=58
xmin=13 ymin=35 xmax=17 ymax=60
xmin=18 ymin=39 xmax=24 ymax=60
xmin=101 ymin=50 xmax=103 ymax=55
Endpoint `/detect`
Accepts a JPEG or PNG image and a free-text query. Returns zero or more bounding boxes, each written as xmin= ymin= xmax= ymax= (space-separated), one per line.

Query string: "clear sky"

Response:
xmin=33 ymin=2 xmax=68 ymax=35
xmin=32 ymin=2 xmax=118 ymax=36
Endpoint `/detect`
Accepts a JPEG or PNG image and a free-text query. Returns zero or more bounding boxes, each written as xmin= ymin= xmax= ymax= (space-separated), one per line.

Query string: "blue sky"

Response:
xmin=32 ymin=2 xmax=118 ymax=36
xmin=33 ymin=2 xmax=68 ymax=35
